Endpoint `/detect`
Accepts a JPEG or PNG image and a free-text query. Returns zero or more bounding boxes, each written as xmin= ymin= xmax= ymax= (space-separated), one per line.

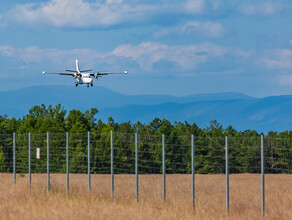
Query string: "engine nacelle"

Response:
xmin=73 ymin=73 xmax=78 ymax=79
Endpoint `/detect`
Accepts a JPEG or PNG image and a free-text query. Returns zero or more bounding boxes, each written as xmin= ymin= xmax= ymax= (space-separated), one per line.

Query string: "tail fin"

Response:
xmin=76 ymin=59 xmax=80 ymax=73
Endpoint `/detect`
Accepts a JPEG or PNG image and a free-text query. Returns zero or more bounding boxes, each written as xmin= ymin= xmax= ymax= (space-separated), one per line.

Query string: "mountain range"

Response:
xmin=1 ymin=85 xmax=291 ymax=133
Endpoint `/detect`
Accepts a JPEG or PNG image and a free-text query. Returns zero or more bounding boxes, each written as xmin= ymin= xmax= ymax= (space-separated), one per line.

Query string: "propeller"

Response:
xmin=94 ymin=73 xmax=102 ymax=79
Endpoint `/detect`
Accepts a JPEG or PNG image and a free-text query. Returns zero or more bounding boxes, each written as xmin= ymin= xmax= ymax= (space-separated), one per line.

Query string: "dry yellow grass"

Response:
xmin=0 ymin=173 xmax=291 ymax=219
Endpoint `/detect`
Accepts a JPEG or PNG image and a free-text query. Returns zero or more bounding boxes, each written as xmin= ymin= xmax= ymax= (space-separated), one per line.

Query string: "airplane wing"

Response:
xmin=42 ymin=71 xmax=75 ymax=76
xmin=80 ymin=70 xmax=92 ymax=73
xmin=65 ymin=69 xmax=78 ymax=73
xmin=90 ymin=71 xmax=128 ymax=77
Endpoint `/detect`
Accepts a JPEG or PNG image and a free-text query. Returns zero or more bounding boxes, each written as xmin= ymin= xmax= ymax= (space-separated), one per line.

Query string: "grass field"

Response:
xmin=0 ymin=174 xmax=291 ymax=219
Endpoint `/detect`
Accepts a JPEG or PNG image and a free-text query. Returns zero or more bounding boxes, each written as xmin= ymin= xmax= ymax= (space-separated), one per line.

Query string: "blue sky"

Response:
xmin=0 ymin=0 xmax=292 ymax=97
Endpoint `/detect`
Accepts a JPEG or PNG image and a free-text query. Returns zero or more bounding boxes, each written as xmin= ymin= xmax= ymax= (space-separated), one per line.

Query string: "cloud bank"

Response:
xmin=1 ymin=0 xmax=286 ymax=30
xmin=0 ymin=42 xmax=251 ymax=74
xmin=0 ymin=0 xmax=207 ymax=29
xmin=260 ymin=49 xmax=292 ymax=69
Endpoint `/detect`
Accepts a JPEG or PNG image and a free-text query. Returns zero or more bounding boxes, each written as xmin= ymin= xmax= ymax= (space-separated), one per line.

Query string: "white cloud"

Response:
xmin=112 ymin=41 xmax=249 ymax=70
xmin=0 ymin=0 xmax=206 ymax=29
xmin=0 ymin=0 xmax=158 ymax=28
xmin=183 ymin=0 xmax=205 ymax=14
xmin=0 ymin=42 xmax=251 ymax=73
xmin=260 ymin=49 xmax=292 ymax=69
xmin=112 ymin=42 xmax=223 ymax=70
xmin=0 ymin=0 xmax=288 ymax=30
xmin=0 ymin=45 xmax=104 ymax=70
xmin=240 ymin=2 xmax=282 ymax=16
xmin=153 ymin=21 xmax=224 ymax=38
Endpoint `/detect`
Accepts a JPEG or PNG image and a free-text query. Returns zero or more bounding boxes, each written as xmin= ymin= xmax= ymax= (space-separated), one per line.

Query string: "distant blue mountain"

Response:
xmin=100 ymin=97 xmax=292 ymax=133
xmin=0 ymin=85 xmax=253 ymax=115
xmin=0 ymin=85 xmax=291 ymax=133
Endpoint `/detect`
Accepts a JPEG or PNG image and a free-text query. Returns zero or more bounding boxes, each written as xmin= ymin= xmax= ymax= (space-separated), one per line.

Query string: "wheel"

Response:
xmin=75 ymin=83 xmax=78 ymax=87
xmin=91 ymin=83 xmax=93 ymax=87
xmin=87 ymin=84 xmax=89 ymax=88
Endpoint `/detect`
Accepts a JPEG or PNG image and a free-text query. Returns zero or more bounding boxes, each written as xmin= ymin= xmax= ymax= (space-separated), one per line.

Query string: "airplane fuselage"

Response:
xmin=77 ymin=74 xmax=93 ymax=85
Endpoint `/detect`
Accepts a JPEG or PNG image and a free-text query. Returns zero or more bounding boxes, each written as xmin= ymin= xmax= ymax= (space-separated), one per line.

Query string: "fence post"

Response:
xmin=47 ymin=132 xmax=50 ymax=193
xmin=135 ymin=133 xmax=138 ymax=203
xmin=28 ymin=132 xmax=31 ymax=192
xmin=111 ymin=130 xmax=114 ymax=200
xmin=13 ymin=132 xmax=16 ymax=185
xmin=66 ymin=132 xmax=69 ymax=197
xmin=162 ymin=134 xmax=165 ymax=206
xmin=261 ymin=134 xmax=265 ymax=216
xmin=88 ymin=131 xmax=91 ymax=193
xmin=225 ymin=136 xmax=229 ymax=213
xmin=191 ymin=134 xmax=195 ymax=210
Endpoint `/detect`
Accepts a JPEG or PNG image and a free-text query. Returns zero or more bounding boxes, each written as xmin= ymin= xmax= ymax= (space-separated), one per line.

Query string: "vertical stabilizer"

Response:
xmin=76 ymin=59 xmax=80 ymax=73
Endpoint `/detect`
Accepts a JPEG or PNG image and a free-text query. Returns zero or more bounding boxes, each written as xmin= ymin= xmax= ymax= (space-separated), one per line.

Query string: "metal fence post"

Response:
xmin=191 ymin=134 xmax=195 ymax=209
xmin=13 ymin=132 xmax=16 ymax=185
xmin=135 ymin=133 xmax=138 ymax=203
xmin=88 ymin=131 xmax=91 ymax=193
xmin=66 ymin=132 xmax=69 ymax=197
xmin=261 ymin=134 xmax=265 ymax=216
xmin=28 ymin=132 xmax=31 ymax=192
xmin=111 ymin=130 xmax=114 ymax=200
xmin=162 ymin=134 xmax=165 ymax=206
xmin=47 ymin=132 xmax=50 ymax=193
xmin=225 ymin=136 xmax=229 ymax=213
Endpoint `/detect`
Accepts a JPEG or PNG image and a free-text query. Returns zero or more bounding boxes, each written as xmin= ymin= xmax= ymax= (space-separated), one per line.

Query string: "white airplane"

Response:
xmin=42 ymin=59 xmax=128 ymax=87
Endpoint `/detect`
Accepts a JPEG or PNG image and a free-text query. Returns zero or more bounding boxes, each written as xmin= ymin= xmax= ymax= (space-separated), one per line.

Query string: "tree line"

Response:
xmin=0 ymin=104 xmax=291 ymax=174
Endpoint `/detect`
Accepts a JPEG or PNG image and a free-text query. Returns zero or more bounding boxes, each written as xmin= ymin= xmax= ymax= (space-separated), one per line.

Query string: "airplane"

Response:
xmin=42 ymin=59 xmax=128 ymax=87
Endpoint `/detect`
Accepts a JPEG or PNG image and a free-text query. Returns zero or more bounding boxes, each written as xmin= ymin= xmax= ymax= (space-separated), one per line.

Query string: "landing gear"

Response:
xmin=87 ymin=84 xmax=89 ymax=88
xmin=91 ymin=83 xmax=93 ymax=87
xmin=75 ymin=83 xmax=78 ymax=87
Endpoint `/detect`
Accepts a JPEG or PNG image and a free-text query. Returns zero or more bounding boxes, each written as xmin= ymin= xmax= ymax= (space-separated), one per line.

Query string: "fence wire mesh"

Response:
xmin=2 ymin=132 xmax=289 ymax=216
xmin=0 ymin=132 xmax=291 ymax=175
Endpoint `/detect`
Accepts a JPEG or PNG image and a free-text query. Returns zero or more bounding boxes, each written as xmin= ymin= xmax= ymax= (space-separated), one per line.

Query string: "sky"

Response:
xmin=0 ymin=0 xmax=292 ymax=97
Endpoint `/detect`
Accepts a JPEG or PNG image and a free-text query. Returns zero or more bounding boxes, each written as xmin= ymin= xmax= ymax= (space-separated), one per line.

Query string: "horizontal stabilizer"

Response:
xmin=66 ymin=69 xmax=78 ymax=72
